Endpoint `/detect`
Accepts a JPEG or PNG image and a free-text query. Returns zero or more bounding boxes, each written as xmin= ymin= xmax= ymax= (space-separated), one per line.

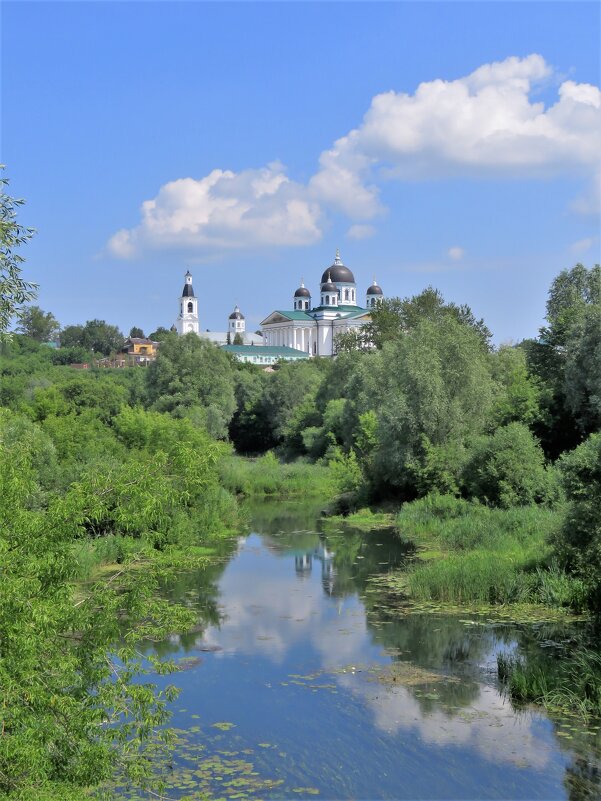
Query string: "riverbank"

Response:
xmin=219 ymin=452 xmax=335 ymax=498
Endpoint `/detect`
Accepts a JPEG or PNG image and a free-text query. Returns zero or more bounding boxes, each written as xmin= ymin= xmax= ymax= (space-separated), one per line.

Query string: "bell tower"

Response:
xmin=175 ymin=270 xmax=199 ymax=335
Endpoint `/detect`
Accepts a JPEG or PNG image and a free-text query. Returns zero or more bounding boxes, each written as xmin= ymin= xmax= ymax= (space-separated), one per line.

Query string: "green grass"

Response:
xmin=220 ymin=452 xmax=335 ymax=498
xmin=498 ymin=648 xmax=601 ymax=717
xmin=320 ymin=508 xmax=396 ymax=532
xmin=393 ymin=494 xmax=585 ymax=610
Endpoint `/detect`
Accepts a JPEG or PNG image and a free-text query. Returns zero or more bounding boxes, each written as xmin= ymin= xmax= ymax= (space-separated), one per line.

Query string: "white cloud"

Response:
xmin=311 ymin=54 xmax=600 ymax=208
xmin=448 ymin=246 xmax=465 ymax=261
xmin=108 ymin=163 xmax=322 ymax=258
xmin=108 ymin=55 xmax=600 ymax=258
xmin=347 ymin=224 xmax=376 ymax=240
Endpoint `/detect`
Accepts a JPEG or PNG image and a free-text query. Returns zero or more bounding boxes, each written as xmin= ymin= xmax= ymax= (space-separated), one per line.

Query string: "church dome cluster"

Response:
xmin=292 ymin=249 xmax=384 ymax=310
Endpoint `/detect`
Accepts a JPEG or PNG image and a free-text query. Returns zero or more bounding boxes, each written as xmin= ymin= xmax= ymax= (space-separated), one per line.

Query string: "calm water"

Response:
xmin=144 ymin=501 xmax=601 ymax=800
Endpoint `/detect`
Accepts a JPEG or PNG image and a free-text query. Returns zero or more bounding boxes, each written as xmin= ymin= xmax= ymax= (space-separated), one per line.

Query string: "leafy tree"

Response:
xmin=462 ymin=423 xmax=555 ymax=508
xmin=0 ymin=424 xmax=195 ymax=799
xmin=563 ymin=304 xmax=601 ymax=433
xmin=369 ymin=316 xmax=496 ymax=494
xmin=229 ymin=368 xmax=277 ymax=453
xmin=17 ymin=305 xmax=60 ymax=342
xmin=489 ymin=345 xmax=541 ymax=428
xmin=60 ymin=320 xmax=124 ymax=356
xmin=0 ymin=170 xmax=37 ymax=335
xmin=555 ymin=433 xmax=601 ymax=608
xmin=129 ymin=325 xmax=145 ymax=338
xmin=364 ymin=288 xmax=491 ymax=350
xmin=233 ymin=332 xmax=244 ymax=345
xmin=147 ymin=326 xmax=171 ymax=341
xmin=146 ymin=333 xmax=236 ymax=439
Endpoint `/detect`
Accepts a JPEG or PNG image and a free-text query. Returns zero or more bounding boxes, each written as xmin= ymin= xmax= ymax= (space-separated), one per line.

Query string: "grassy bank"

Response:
xmin=498 ymin=647 xmax=601 ymax=717
xmin=391 ymin=494 xmax=589 ymax=610
xmin=220 ymin=452 xmax=335 ymax=498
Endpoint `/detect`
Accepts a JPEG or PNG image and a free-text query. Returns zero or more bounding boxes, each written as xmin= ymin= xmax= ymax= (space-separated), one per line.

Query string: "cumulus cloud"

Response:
xmin=108 ymin=55 xmax=600 ymax=257
xmin=570 ymin=236 xmax=598 ymax=254
xmin=108 ymin=163 xmax=322 ymax=258
xmin=448 ymin=246 xmax=465 ymax=261
xmin=313 ymin=54 xmax=600 ymax=191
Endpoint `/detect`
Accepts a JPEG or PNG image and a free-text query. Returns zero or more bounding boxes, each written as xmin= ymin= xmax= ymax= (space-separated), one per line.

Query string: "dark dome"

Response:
xmin=321 ymin=280 xmax=337 ymax=292
xmin=367 ymin=283 xmax=383 ymax=296
xmin=294 ymin=286 xmax=311 ymax=297
xmin=320 ymin=250 xmax=355 ymax=285
xmin=229 ymin=307 xmax=245 ymax=320
xmin=182 ymin=283 xmax=195 ymax=297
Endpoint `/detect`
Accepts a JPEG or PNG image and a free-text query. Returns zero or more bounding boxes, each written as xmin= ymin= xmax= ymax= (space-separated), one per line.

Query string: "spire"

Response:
xmin=334 ymin=248 xmax=342 ymax=265
xmin=328 ymin=272 xmax=332 ymax=282
xmin=300 ymin=277 xmax=304 ymax=287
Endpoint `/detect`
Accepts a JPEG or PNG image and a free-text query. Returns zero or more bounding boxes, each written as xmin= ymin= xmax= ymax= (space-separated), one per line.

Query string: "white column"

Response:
xmin=293 ymin=328 xmax=297 ymax=350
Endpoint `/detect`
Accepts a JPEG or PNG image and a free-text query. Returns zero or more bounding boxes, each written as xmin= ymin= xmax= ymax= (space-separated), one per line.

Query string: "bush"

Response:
xmin=554 ymin=433 xmax=601 ymax=607
xmin=462 ymin=422 xmax=556 ymax=507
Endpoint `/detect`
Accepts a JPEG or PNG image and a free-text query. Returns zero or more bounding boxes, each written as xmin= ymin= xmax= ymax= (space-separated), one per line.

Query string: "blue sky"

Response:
xmin=3 ymin=1 xmax=600 ymax=342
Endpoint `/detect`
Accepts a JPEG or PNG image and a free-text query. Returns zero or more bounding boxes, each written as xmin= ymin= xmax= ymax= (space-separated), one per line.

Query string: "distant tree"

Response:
xmin=60 ymin=319 xmax=124 ymax=356
xmin=17 ymin=305 xmax=60 ymax=342
xmin=0 ymin=170 xmax=37 ymax=335
xmin=146 ymin=333 xmax=236 ymax=438
xmin=226 ymin=331 xmax=231 ymax=345
xmin=147 ymin=326 xmax=171 ymax=342
xmin=364 ymin=288 xmax=491 ymax=350
xmin=129 ymin=325 xmax=145 ymax=338
xmin=233 ymin=332 xmax=244 ymax=345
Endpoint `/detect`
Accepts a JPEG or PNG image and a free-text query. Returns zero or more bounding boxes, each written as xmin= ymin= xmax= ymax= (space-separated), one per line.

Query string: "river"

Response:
xmin=138 ymin=499 xmax=601 ymax=800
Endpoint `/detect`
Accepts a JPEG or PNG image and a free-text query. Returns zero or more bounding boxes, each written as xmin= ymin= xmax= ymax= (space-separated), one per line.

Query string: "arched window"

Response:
xmin=305 ymin=301 xmax=309 ymax=309
xmin=325 ymin=296 xmax=330 ymax=305
xmin=187 ymin=301 xmax=193 ymax=313
xmin=345 ymin=289 xmax=349 ymax=301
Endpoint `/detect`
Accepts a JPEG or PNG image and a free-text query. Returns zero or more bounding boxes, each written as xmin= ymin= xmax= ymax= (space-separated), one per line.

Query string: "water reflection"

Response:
xmin=150 ymin=499 xmax=600 ymax=800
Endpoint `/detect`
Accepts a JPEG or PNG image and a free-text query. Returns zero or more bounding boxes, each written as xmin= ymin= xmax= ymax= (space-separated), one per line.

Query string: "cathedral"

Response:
xmin=174 ymin=250 xmax=383 ymax=358
xmin=260 ymin=250 xmax=383 ymax=356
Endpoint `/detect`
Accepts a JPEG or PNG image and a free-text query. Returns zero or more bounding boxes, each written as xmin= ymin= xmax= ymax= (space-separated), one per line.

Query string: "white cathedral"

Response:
xmin=174 ymin=250 xmax=383 ymax=358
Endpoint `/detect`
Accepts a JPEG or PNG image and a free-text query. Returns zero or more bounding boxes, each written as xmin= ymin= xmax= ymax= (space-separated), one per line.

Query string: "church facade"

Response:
xmin=260 ymin=250 xmax=383 ymax=357
xmin=173 ymin=250 xmax=383 ymax=359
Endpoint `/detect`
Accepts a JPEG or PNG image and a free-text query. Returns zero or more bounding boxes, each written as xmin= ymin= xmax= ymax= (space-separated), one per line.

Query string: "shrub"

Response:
xmin=462 ymin=422 xmax=556 ymax=507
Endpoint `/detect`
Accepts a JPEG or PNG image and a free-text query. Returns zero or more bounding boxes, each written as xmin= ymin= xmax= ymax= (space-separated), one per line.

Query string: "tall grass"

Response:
xmin=498 ymin=649 xmax=601 ymax=717
xmin=397 ymin=494 xmax=584 ymax=608
xmin=220 ymin=452 xmax=334 ymax=498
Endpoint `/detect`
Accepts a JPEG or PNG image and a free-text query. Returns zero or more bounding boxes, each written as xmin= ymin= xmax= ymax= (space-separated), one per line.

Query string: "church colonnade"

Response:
xmin=264 ymin=325 xmax=317 ymax=353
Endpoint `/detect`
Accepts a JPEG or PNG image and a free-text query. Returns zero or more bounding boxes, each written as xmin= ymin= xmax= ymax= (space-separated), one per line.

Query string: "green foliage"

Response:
xmin=554 ymin=433 xmax=601 ymax=607
xmin=0 ymin=426 xmax=197 ymax=799
xmin=146 ymin=333 xmax=236 ymax=438
xmin=364 ymin=287 xmax=492 ymax=350
xmin=60 ymin=319 xmax=124 ymax=356
xmin=328 ymin=448 xmax=363 ymax=495
xmin=490 ymin=345 xmax=541 ymax=427
xmin=370 ymin=315 xmax=495 ymax=493
xmin=129 ymin=326 xmax=145 ymax=338
xmin=462 ymin=423 xmax=556 ymax=508
xmin=0 ymin=170 xmax=37 ymax=335
xmin=16 ymin=305 xmax=60 ymax=342
xmin=233 ymin=331 xmax=244 ymax=345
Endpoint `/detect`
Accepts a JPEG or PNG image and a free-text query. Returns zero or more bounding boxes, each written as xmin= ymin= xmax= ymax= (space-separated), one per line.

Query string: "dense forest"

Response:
xmin=1 ymin=176 xmax=600 ymax=798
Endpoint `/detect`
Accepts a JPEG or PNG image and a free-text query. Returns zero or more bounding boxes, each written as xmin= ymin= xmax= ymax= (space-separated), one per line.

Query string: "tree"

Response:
xmin=555 ymin=433 xmax=601 ymax=608
xmin=147 ymin=326 xmax=171 ymax=342
xmin=17 ymin=305 xmax=60 ymax=342
xmin=129 ymin=326 xmax=145 ymax=339
xmin=60 ymin=320 xmax=124 ymax=356
xmin=146 ymin=333 xmax=236 ymax=439
xmin=369 ymin=316 xmax=496 ymax=494
xmin=0 ymin=170 xmax=37 ymax=335
xmin=462 ymin=422 xmax=555 ymax=508
xmin=233 ymin=332 xmax=244 ymax=345
xmin=364 ymin=288 xmax=491 ymax=350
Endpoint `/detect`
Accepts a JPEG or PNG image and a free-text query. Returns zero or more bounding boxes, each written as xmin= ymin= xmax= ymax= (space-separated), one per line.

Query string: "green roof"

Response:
xmin=222 ymin=345 xmax=309 ymax=358
xmin=274 ymin=310 xmax=313 ymax=321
